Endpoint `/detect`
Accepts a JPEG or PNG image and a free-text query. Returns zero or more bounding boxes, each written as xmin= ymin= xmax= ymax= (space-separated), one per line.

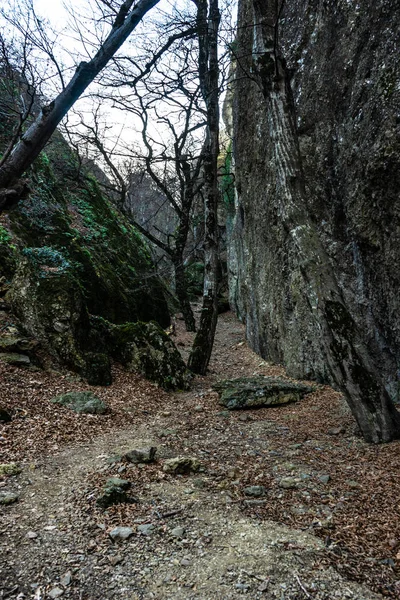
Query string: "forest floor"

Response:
xmin=1 ymin=307 xmax=400 ymax=600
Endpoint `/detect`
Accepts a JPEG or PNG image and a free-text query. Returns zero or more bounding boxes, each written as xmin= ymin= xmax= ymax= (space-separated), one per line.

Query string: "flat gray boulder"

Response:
xmin=51 ymin=391 xmax=107 ymax=414
xmin=213 ymin=376 xmax=315 ymax=410
xmin=0 ymin=352 xmax=30 ymax=366
xmin=124 ymin=447 xmax=157 ymax=464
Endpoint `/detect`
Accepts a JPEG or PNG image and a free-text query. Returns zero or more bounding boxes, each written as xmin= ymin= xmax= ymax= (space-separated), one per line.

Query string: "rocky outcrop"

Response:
xmin=231 ymin=0 xmax=400 ymax=406
xmin=0 ymin=128 xmax=181 ymax=385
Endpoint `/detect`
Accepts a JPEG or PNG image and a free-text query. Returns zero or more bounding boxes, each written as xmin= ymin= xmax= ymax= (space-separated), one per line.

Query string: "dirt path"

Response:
xmin=0 ymin=309 xmax=398 ymax=599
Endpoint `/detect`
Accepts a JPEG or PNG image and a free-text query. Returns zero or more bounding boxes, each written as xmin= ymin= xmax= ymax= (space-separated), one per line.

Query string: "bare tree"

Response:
xmin=68 ymin=29 xmax=207 ymax=332
xmin=187 ymin=0 xmax=221 ymax=374
xmin=0 ymin=0 xmax=160 ymax=211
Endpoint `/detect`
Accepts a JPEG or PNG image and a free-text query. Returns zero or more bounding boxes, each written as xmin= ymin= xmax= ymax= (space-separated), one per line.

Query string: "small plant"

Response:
xmin=0 ymin=224 xmax=11 ymax=244
xmin=22 ymin=246 xmax=71 ymax=273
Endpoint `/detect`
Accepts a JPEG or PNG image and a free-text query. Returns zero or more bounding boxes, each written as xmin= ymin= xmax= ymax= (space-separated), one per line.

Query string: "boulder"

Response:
xmin=0 ymin=463 xmax=22 ymax=476
xmin=96 ymin=477 xmax=132 ymax=508
xmin=163 ymin=456 xmax=201 ymax=475
xmin=110 ymin=321 xmax=191 ymax=390
xmin=109 ymin=526 xmax=134 ymax=541
xmin=0 ymin=492 xmax=19 ymax=505
xmin=0 ymin=407 xmax=12 ymax=422
xmin=213 ymin=376 xmax=315 ymax=410
xmin=0 ymin=352 xmax=30 ymax=366
xmin=244 ymin=485 xmax=267 ymax=497
xmin=124 ymin=447 xmax=157 ymax=464
xmin=52 ymin=391 xmax=107 ymax=414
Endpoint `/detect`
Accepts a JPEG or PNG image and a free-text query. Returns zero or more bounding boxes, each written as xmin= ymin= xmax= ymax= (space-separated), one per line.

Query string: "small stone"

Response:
xmin=0 ymin=407 xmax=11 ymax=423
xmin=192 ymin=478 xmax=205 ymax=489
xmin=0 ymin=492 xmax=19 ymax=505
xmin=108 ymin=555 xmax=123 ymax=567
xmin=235 ymin=583 xmax=250 ymax=591
xmin=328 ymin=426 xmax=345 ymax=436
xmin=181 ymin=558 xmax=192 ymax=566
xmin=106 ymin=477 xmax=130 ymax=489
xmin=109 ymin=526 xmax=134 ymax=541
xmin=279 ymin=477 xmax=301 ymax=489
xmin=171 ymin=526 xmax=185 ymax=538
xmin=217 ymin=410 xmax=231 ymax=418
xmin=239 ymin=413 xmax=251 ymax=422
xmin=244 ymin=499 xmax=267 ymax=506
xmin=158 ymin=429 xmax=177 ymax=438
xmin=346 ymin=480 xmax=360 ymax=488
xmin=163 ymin=457 xmax=201 ymax=475
xmin=0 ymin=463 xmax=22 ymax=476
xmin=124 ymin=447 xmax=157 ymax=464
xmin=26 ymin=531 xmax=38 ymax=539
xmin=48 ymin=588 xmax=64 ymax=599
xmin=319 ymin=474 xmax=330 ymax=484
xmin=137 ymin=524 xmax=155 ymax=536
xmin=194 ymin=405 xmax=203 ymax=412
xmin=60 ymin=572 xmax=72 ymax=587
xmin=258 ymin=579 xmax=270 ymax=592
xmin=244 ymin=485 xmax=266 ymax=497
xmin=96 ymin=478 xmax=132 ymax=508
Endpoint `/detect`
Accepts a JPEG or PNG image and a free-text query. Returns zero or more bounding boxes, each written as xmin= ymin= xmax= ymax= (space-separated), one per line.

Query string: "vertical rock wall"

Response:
xmin=231 ymin=0 xmax=400 ymax=398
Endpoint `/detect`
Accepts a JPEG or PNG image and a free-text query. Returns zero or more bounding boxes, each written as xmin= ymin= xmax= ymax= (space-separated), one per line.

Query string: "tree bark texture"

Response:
xmin=0 ymin=0 xmax=159 ymax=210
xmin=249 ymin=0 xmax=400 ymax=442
xmin=187 ymin=0 xmax=220 ymax=374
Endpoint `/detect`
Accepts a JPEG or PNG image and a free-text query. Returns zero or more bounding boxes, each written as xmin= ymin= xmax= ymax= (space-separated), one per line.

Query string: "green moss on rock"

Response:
xmin=52 ymin=391 xmax=107 ymax=414
xmin=110 ymin=321 xmax=191 ymax=391
xmin=213 ymin=376 xmax=315 ymax=410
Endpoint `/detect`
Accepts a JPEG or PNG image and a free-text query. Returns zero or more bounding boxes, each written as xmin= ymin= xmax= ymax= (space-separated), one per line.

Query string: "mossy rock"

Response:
xmin=0 ymin=407 xmax=12 ymax=422
xmin=0 ymin=492 xmax=19 ymax=505
xmin=52 ymin=391 xmax=107 ymax=414
xmin=110 ymin=321 xmax=191 ymax=390
xmin=0 ymin=463 xmax=22 ymax=476
xmin=213 ymin=376 xmax=315 ymax=410
xmin=96 ymin=477 xmax=132 ymax=508
xmin=0 ymin=352 xmax=30 ymax=366
xmin=0 ymin=129 xmax=172 ymax=384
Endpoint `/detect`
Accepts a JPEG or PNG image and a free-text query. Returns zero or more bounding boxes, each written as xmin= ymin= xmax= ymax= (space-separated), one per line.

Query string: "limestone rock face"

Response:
xmin=0 ymin=129 xmax=174 ymax=385
xmin=110 ymin=321 xmax=191 ymax=390
xmin=231 ymin=0 xmax=400 ymax=399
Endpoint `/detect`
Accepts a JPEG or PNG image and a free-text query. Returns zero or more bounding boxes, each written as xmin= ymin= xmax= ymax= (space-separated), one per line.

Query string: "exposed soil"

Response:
xmin=1 ymin=307 xmax=400 ymax=599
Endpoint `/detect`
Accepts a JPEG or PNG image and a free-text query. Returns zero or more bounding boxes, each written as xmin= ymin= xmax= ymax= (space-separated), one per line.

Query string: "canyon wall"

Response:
xmin=230 ymin=0 xmax=400 ymax=400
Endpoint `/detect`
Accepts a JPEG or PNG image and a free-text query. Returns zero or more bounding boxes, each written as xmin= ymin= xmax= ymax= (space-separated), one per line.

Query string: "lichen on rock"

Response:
xmin=51 ymin=391 xmax=107 ymax=414
xmin=110 ymin=321 xmax=191 ymax=390
xmin=213 ymin=376 xmax=315 ymax=410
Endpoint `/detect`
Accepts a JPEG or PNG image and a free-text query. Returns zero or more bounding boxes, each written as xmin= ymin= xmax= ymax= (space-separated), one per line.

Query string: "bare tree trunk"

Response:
xmin=0 ymin=0 xmax=159 ymax=211
xmin=188 ymin=0 xmax=220 ymax=374
xmin=251 ymin=0 xmax=400 ymax=443
xmin=174 ymin=259 xmax=197 ymax=332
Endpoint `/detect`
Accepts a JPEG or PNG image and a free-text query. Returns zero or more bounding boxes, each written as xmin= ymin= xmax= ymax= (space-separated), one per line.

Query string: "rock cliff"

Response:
xmin=0 ymin=128 xmax=186 ymax=386
xmin=230 ymin=0 xmax=400 ymax=419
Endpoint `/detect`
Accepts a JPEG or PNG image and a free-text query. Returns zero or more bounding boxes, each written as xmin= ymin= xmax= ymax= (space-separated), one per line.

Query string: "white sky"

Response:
xmin=3 ymin=0 xmax=235 ymax=173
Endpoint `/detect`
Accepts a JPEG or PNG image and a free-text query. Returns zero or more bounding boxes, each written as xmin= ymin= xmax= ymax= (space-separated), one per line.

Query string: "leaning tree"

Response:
xmin=0 ymin=0 xmax=161 ymax=210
